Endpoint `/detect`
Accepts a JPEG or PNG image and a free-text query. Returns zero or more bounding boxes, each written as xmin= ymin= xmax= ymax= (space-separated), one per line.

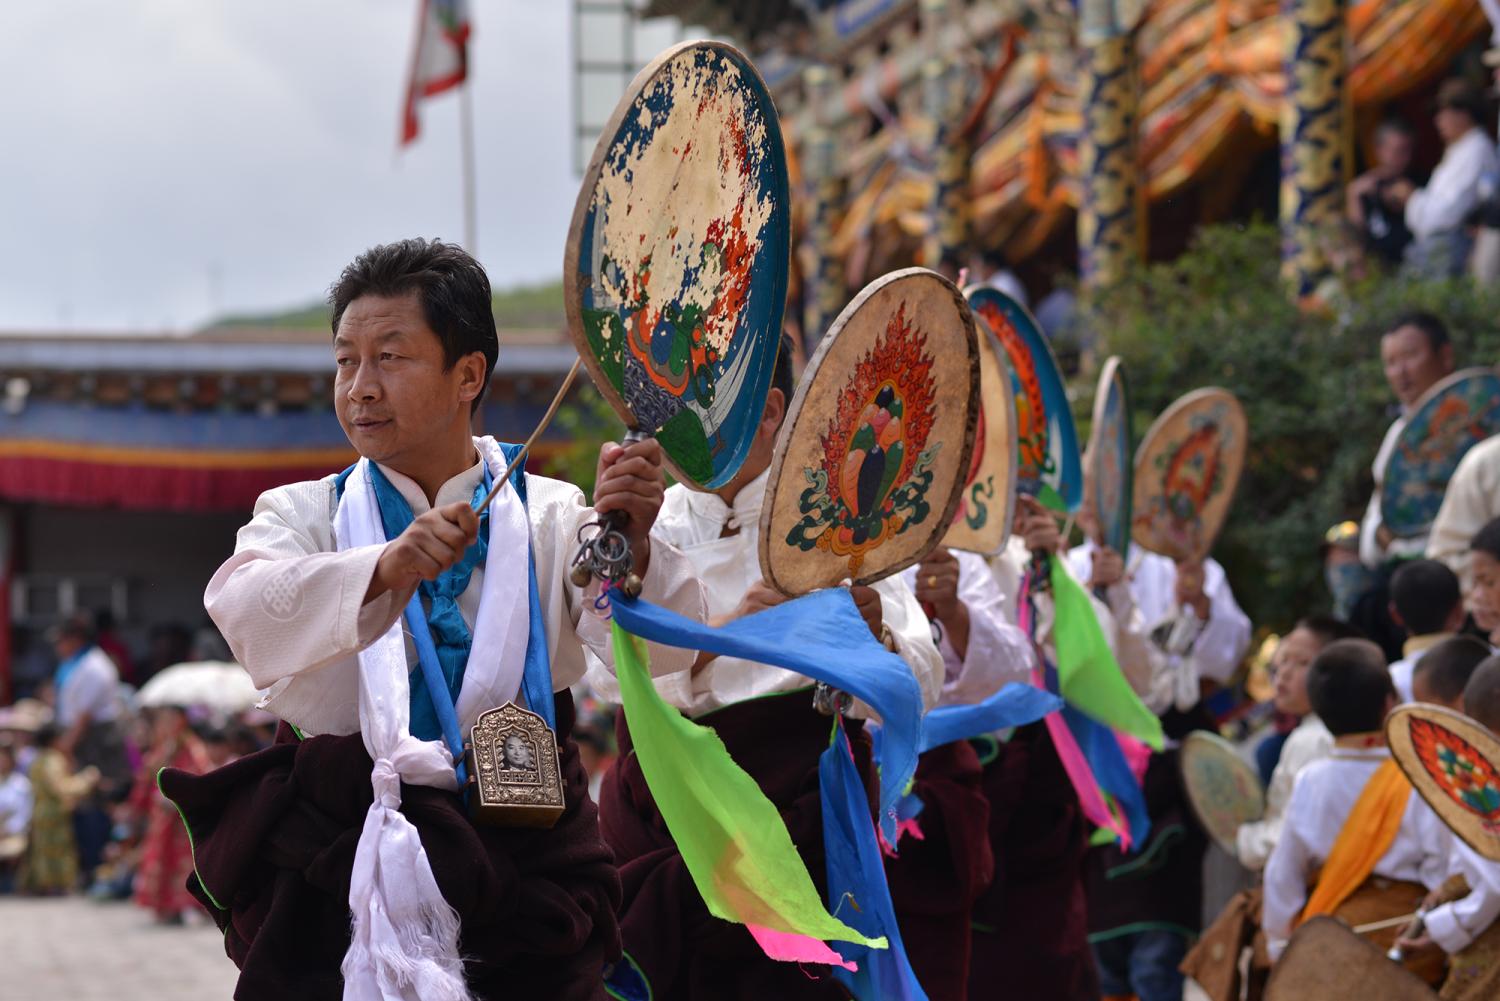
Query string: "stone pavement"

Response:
xmin=0 ymin=896 xmax=238 ymax=1000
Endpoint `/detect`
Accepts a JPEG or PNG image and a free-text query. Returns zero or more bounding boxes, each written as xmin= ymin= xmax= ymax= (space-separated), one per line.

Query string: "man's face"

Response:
xmin=333 ymin=293 xmax=484 ymax=469
xmin=1436 ymin=107 xmax=1472 ymax=146
xmin=1374 ymin=129 xmax=1413 ymax=176
xmin=1380 ymin=325 xmax=1451 ymax=409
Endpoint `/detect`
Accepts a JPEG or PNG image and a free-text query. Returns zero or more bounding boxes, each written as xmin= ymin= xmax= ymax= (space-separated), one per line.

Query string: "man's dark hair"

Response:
xmin=1374 ymin=118 xmax=1416 ymax=141
xmin=1464 ymin=655 xmax=1500 ymax=733
xmin=1414 ymin=636 xmax=1493 ymax=704
xmin=1307 ymin=639 xmax=1397 ymax=736
xmin=1473 ymin=516 xmax=1500 ymax=562
xmin=53 ymin=613 xmax=93 ymax=645
xmin=329 ymin=239 xmax=499 ymax=410
xmin=1390 ymin=559 xmax=1462 ymax=635
xmin=1295 ymin=614 xmax=1365 ymax=647
xmin=771 ymin=333 xmax=796 ymax=409
xmin=1383 ymin=311 xmax=1450 ymax=354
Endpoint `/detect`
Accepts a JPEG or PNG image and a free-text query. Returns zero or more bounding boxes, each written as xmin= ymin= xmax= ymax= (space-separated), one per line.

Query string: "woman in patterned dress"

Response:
xmin=126 ymin=706 xmax=212 ymax=922
xmin=19 ymin=723 xmax=98 ymax=894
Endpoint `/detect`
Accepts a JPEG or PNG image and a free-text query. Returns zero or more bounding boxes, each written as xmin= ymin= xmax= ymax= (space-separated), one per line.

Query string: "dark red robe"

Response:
xmin=599 ymin=687 xmax=865 ymax=1001
xmin=967 ymin=722 xmax=1100 ymax=1001
xmin=884 ymin=739 xmax=994 ymax=1001
xmin=158 ymin=692 xmax=620 ymax=1001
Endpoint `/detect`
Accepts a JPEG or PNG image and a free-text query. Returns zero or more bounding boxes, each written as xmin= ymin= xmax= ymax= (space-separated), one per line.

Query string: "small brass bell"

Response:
xmin=621 ymin=573 xmax=643 ymax=598
xmin=569 ymin=563 xmax=593 ymax=588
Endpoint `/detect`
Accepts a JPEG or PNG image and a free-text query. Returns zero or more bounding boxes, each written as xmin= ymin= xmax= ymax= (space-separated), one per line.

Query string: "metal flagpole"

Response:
xmin=459 ymin=77 xmax=478 ymax=256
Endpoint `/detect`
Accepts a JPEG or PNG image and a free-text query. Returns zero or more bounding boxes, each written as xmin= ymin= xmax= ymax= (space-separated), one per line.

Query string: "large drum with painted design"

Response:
xmin=760 ymin=269 xmax=980 ymax=595
xmin=964 ymin=286 xmax=1082 ymax=514
xmin=942 ymin=310 xmax=1018 ymax=555
xmin=1132 ymin=388 xmax=1247 ymax=562
xmin=1380 ymin=367 xmax=1500 ymax=539
xmin=564 ymin=40 xmax=791 ymax=491
xmin=1086 ymin=356 xmax=1133 ymax=554
xmin=1387 ymin=703 xmax=1500 ymax=862
xmin=1180 ymin=730 xmax=1265 ymax=857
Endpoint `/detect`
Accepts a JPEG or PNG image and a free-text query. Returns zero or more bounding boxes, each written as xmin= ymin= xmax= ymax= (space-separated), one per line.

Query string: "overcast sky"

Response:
xmin=0 ymin=2 xmax=588 ymax=332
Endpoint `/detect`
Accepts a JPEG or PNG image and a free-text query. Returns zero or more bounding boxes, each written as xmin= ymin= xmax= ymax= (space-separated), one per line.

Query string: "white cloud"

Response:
xmin=0 ymin=1 xmax=577 ymax=331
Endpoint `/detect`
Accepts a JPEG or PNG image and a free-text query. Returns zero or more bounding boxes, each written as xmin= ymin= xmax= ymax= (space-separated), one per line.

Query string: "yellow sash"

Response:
xmin=1296 ymin=757 xmax=1411 ymax=926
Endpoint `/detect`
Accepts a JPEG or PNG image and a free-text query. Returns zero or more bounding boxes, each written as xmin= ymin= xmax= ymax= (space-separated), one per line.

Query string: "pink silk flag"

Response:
xmin=401 ymin=0 xmax=470 ymax=145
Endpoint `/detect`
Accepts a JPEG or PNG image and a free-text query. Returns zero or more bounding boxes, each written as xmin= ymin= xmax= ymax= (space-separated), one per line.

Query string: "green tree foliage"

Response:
xmin=1088 ymin=222 xmax=1500 ymax=631
xmin=541 ymin=382 xmax=623 ymax=500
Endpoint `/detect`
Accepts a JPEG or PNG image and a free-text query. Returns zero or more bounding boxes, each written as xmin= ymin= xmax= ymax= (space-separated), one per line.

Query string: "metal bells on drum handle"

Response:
xmin=570 ymin=428 xmax=651 ymax=599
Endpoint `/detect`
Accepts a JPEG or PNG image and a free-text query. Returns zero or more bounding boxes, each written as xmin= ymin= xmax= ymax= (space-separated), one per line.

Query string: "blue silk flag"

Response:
xmin=1063 ymin=705 xmax=1152 ymax=849
xmin=822 ymin=719 xmax=927 ymax=1001
xmin=917 ymin=683 xmax=1063 ymax=753
xmin=610 ymin=589 xmax=924 ymax=841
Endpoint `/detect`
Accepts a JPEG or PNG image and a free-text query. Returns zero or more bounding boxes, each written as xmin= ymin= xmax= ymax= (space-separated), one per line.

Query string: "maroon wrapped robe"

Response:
xmin=158 ymin=692 xmax=620 ymax=1001
xmin=967 ymin=722 xmax=1099 ymax=1001
xmin=599 ymin=687 xmax=865 ymax=1001
xmin=885 ymin=739 xmax=994 ymax=1001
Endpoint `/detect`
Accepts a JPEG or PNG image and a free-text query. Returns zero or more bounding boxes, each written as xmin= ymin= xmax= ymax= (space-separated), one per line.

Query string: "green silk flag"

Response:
xmin=609 ymin=624 xmax=885 ymax=961
xmin=1049 ymin=559 xmax=1164 ymax=751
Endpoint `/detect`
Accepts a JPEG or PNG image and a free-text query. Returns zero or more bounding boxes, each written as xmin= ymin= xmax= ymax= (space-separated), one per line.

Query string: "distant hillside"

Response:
xmin=207 ymin=280 xmax=565 ymax=331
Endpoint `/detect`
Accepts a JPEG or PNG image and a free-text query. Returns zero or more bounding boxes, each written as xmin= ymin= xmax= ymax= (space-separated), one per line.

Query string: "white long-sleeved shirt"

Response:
xmin=0 ymin=772 xmax=31 ymax=837
xmin=1066 ymin=541 xmax=1252 ymax=687
xmin=1362 ymin=416 xmax=1431 ymax=568
xmin=585 ymin=471 xmax=944 ymax=718
xmin=1406 ymin=128 xmax=1499 ymax=239
xmin=205 ymin=445 xmax=707 ymax=737
xmin=1262 ymin=747 xmax=1454 ymax=959
xmin=898 ymin=550 xmax=1034 ymax=706
xmin=1427 ymin=838 xmax=1500 ymax=955
xmin=1389 ymin=633 xmax=1455 ymax=705
xmin=56 ymin=647 xmax=121 ymax=727
xmin=1235 ymin=714 xmax=1333 ymax=871
xmin=1428 ymin=434 xmax=1500 ymax=593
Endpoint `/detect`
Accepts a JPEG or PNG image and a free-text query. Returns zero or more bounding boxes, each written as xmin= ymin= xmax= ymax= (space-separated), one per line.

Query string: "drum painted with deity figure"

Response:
xmin=760 ymin=268 xmax=981 ymax=595
xmin=564 ymin=40 xmax=791 ymax=491
xmin=942 ymin=311 xmax=1019 ymax=556
xmin=1086 ymin=356 xmax=1133 ymax=554
xmin=1380 ymin=367 xmax=1500 ymax=539
xmin=964 ymin=286 xmax=1082 ymax=514
xmin=1387 ymin=703 xmax=1500 ymax=862
xmin=1132 ymin=387 xmax=1247 ymax=562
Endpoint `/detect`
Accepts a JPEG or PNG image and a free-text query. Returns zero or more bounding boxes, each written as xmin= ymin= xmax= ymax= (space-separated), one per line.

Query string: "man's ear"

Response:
xmin=762 ymin=388 xmax=786 ymax=438
xmin=1387 ymin=601 xmax=1406 ymax=630
xmin=1440 ymin=342 xmax=1455 ymax=373
xmin=456 ymin=351 xmax=488 ymax=404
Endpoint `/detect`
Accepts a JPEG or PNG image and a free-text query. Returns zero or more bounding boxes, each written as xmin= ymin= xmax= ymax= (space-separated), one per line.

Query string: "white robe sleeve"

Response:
xmin=935 ymin=552 xmax=1035 ymax=705
xmin=205 ymin=481 xmax=413 ymax=691
xmin=875 ymin=576 xmax=946 ymax=713
xmin=1262 ymin=776 xmax=1316 ymax=961
xmin=1427 ymin=436 xmax=1500 ymax=593
xmin=1187 ymin=562 xmax=1252 ymax=685
xmin=1426 ymin=841 xmax=1500 ymax=955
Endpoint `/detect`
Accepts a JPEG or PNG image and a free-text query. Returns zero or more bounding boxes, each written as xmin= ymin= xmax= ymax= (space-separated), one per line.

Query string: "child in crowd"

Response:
xmin=1181 ymin=617 xmax=1361 ymax=1001
xmin=1262 ymin=640 xmax=1452 ymax=984
xmin=1388 ymin=559 xmax=1467 ymax=702
xmin=1410 ymin=636 xmax=1493 ymax=710
xmin=0 ymin=743 xmax=31 ymax=892
xmin=1389 ymin=655 xmax=1500 ymax=999
xmin=18 ymin=723 xmax=98 ymax=895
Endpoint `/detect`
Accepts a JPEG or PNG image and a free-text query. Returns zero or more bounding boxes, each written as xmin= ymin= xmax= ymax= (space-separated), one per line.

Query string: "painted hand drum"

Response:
xmin=1265 ymin=918 xmax=1438 ymax=1001
xmin=760 ymin=269 xmax=980 ymax=595
xmin=1179 ymin=730 xmax=1265 ymax=856
xmin=1380 ymin=367 xmax=1500 ymax=539
xmin=964 ymin=286 xmax=1082 ymax=514
xmin=1132 ymin=388 xmax=1247 ymax=561
xmin=942 ymin=312 xmax=1018 ymax=555
xmin=564 ymin=40 xmax=791 ymax=490
xmin=1387 ymin=704 xmax=1500 ymax=862
xmin=1086 ymin=357 xmax=1133 ymax=555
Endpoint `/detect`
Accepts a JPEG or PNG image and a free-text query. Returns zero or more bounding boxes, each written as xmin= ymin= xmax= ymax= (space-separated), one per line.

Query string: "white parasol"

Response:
xmin=136 ymin=661 xmax=262 ymax=714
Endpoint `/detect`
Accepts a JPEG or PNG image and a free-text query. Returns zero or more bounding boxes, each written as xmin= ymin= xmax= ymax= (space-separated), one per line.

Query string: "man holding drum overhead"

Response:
xmin=158 ymin=239 xmax=709 ymax=1001
xmin=586 ymin=337 xmax=944 ymax=1000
